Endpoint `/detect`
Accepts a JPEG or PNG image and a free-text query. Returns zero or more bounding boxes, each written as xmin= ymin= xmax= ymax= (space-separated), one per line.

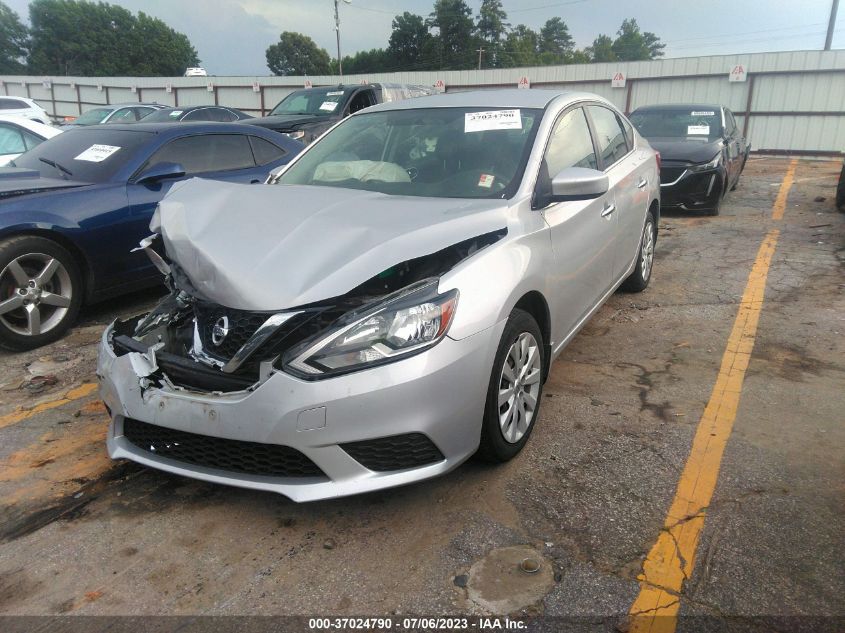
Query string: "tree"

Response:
xmin=476 ymin=0 xmax=508 ymax=66
xmin=538 ymin=17 xmax=574 ymax=63
xmin=27 ymin=0 xmax=198 ymax=76
xmin=587 ymin=34 xmax=616 ymax=62
xmin=388 ymin=12 xmax=431 ymax=69
xmin=266 ymin=31 xmax=331 ymax=76
xmin=335 ymin=48 xmax=393 ymax=74
xmin=0 ymin=2 xmax=28 ymax=73
xmin=611 ymin=18 xmax=665 ymax=61
xmin=427 ymin=0 xmax=476 ymax=69
xmin=500 ymin=25 xmax=538 ymax=68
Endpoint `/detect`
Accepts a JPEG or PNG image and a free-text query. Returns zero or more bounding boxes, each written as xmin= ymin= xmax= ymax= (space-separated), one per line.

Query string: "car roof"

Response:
xmin=365 ymin=89 xmax=602 ymax=112
xmin=155 ymin=105 xmax=236 ymax=112
xmin=83 ymin=121 xmax=266 ymax=135
xmin=633 ymin=104 xmax=725 ymax=112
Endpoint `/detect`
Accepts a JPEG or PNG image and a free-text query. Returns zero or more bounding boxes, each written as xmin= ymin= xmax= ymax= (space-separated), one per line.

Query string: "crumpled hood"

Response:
xmin=646 ymin=138 xmax=723 ymax=164
xmin=156 ymin=179 xmax=510 ymax=311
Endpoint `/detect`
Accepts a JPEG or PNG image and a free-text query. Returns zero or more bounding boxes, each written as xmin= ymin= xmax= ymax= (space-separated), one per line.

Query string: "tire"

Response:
xmin=621 ymin=210 xmax=657 ymax=293
xmin=477 ymin=309 xmax=545 ymax=463
xmin=0 ymin=236 xmax=83 ymax=351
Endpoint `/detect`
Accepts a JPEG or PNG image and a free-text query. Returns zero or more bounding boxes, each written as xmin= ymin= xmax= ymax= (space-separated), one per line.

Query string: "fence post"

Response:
xmin=259 ymin=85 xmax=265 ymax=116
xmin=624 ymin=79 xmax=634 ymax=115
xmin=174 ymin=86 xmax=179 ymax=107
xmin=49 ymin=81 xmax=56 ymax=119
xmin=75 ymin=83 xmax=81 ymax=114
xmin=104 ymin=85 xmax=110 ymax=105
xmin=742 ymin=74 xmax=755 ymax=140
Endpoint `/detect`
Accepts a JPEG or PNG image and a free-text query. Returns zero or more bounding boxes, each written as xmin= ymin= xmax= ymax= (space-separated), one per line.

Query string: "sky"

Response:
xmin=4 ymin=0 xmax=844 ymax=75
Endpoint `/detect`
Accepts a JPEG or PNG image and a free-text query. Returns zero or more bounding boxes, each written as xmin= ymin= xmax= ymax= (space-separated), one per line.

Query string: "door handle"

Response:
xmin=601 ymin=203 xmax=616 ymax=217
xmin=636 ymin=177 xmax=648 ymax=189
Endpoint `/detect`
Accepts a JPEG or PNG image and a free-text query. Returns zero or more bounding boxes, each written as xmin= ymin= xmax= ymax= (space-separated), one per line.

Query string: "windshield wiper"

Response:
xmin=39 ymin=157 xmax=73 ymax=179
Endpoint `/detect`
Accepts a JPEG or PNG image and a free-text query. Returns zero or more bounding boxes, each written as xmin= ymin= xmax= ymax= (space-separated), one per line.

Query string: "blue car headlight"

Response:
xmin=283 ymin=280 xmax=458 ymax=378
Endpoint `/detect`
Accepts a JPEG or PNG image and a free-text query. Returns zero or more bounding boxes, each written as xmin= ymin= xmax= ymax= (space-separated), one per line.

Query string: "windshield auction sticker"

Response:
xmin=465 ymin=109 xmax=522 ymax=133
xmin=74 ymin=144 xmax=121 ymax=162
xmin=687 ymin=125 xmax=710 ymax=135
xmin=319 ymin=101 xmax=339 ymax=111
xmin=691 ymin=111 xmax=715 ymax=116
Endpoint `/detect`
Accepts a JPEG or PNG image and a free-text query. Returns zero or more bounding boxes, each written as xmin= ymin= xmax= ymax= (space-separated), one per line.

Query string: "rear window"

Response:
xmin=0 ymin=98 xmax=30 ymax=110
xmin=12 ymin=128 xmax=153 ymax=182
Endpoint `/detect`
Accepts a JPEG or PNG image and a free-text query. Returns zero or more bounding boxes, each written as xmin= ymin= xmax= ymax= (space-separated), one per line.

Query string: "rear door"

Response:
xmin=539 ymin=106 xmax=616 ymax=340
xmin=585 ymin=104 xmax=649 ymax=282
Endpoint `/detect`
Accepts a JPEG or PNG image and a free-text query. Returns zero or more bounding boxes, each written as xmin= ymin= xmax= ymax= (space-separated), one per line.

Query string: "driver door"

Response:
xmin=539 ymin=106 xmax=617 ymax=341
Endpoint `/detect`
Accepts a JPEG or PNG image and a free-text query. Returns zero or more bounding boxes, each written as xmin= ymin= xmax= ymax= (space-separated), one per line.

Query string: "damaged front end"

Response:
xmin=107 ymin=229 xmax=505 ymax=394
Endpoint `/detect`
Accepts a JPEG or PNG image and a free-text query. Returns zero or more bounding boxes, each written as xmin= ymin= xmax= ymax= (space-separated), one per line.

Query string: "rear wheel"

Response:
xmin=0 ymin=236 xmax=82 ymax=351
xmin=621 ymin=211 xmax=656 ymax=293
xmin=477 ymin=309 xmax=545 ymax=462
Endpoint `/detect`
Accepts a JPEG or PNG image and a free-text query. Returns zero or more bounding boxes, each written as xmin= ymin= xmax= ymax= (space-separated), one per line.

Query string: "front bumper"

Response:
xmin=97 ymin=320 xmax=503 ymax=502
xmin=660 ymin=166 xmax=725 ymax=210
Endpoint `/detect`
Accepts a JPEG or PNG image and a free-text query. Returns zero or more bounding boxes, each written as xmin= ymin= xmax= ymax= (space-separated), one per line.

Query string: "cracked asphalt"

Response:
xmin=0 ymin=157 xmax=842 ymax=630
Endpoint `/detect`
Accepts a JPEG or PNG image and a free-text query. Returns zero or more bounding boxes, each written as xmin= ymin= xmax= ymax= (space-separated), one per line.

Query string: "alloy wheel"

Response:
xmin=641 ymin=220 xmax=655 ymax=281
xmin=498 ymin=332 xmax=543 ymax=444
xmin=0 ymin=253 xmax=73 ymax=337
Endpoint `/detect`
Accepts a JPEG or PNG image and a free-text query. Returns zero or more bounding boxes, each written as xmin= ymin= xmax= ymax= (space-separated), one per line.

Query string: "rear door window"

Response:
xmin=587 ymin=106 xmax=630 ymax=168
xmin=0 ymin=123 xmax=26 ymax=154
xmin=249 ymin=136 xmax=287 ymax=165
xmin=0 ymin=98 xmax=29 ymax=110
xmin=144 ymin=134 xmax=256 ymax=174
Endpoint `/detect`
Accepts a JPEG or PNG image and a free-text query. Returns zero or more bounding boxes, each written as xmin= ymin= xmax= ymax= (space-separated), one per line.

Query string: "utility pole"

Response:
xmin=825 ymin=0 xmax=839 ymax=50
xmin=334 ymin=0 xmax=351 ymax=77
xmin=477 ymin=47 xmax=485 ymax=70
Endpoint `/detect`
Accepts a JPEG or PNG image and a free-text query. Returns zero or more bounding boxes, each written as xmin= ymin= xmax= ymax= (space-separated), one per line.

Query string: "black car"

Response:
xmin=142 ymin=106 xmax=252 ymax=123
xmin=245 ymin=85 xmax=384 ymax=145
xmin=630 ymin=104 xmax=750 ymax=215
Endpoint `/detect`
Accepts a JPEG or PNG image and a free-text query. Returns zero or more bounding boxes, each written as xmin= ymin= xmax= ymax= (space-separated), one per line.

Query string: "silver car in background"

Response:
xmin=97 ymin=90 xmax=660 ymax=502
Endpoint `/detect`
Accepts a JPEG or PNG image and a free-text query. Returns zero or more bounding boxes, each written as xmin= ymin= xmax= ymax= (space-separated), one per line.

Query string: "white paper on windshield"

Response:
xmin=326 ymin=91 xmax=344 ymax=96
xmin=687 ymin=125 xmax=710 ymax=135
xmin=478 ymin=174 xmax=495 ymax=188
xmin=74 ymin=144 xmax=121 ymax=162
xmin=691 ymin=111 xmax=715 ymax=116
xmin=319 ymin=101 xmax=339 ymax=111
xmin=465 ymin=109 xmax=521 ymax=133
xmin=169 ymin=110 xmax=183 ymax=117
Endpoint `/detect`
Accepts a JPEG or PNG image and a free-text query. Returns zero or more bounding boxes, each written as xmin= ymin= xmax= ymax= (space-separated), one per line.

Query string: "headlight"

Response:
xmin=284 ymin=130 xmax=306 ymax=140
xmin=283 ymin=280 xmax=458 ymax=378
xmin=689 ymin=153 xmax=721 ymax=172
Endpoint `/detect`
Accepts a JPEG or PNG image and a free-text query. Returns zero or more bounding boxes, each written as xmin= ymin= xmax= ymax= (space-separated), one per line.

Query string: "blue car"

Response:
xmin=0 ymin=122 xmax=303 ymax=350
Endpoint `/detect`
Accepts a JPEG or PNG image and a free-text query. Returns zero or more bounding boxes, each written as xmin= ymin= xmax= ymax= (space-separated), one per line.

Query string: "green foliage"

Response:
xmin=0 ymin=2 xmax=28 ymax=73
xmin=587 ymin=34 xmax=616 ymax=62
xmin=266 ymin=31 xmax=331 ymax=76
xmin=27 ymin=0 xmax=199 ymax=76
xmin=334 ymin=48 xmax=393 ymax=74
xmin=427 ymin=0 xmax=477 ymax=69
xmin=539 ymin=17 xmax=574 ymax=61
xmin=611 ymin=18 xmax=665 ymax=61
xmin=476 ymin=0 xmax=508 ymax=67
xmin=388 ymin=12 xmax=431 ymax=69
xmin=500 ymin=25 xmax=539 ymax=68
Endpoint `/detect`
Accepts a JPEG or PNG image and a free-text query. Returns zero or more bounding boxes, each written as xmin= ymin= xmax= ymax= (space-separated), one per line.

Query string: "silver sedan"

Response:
xmin=98 ymin=90 xmax=660 ymax=501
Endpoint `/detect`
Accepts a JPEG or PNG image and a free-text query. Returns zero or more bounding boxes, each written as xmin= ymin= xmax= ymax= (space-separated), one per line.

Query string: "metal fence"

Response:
xmin=2 ymin=49 xmax=844 ymax=154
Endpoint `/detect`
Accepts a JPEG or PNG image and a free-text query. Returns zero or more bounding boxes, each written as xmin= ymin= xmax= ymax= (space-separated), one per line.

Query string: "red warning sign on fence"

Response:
xmin=518 ymin=76 xmax=530 ymax=89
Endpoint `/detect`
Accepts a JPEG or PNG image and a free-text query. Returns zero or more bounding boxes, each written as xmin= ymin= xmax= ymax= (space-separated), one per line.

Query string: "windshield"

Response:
xmin=630 ymin=108 xmax=723 ymax=141
xmin=73 ymin=107 xmax=113 ymax=126
xmin=12 ymin=128 xmax=153 ymax=182
xmin=277 ymin=107 xmax=541 ymax=199
xmin=270 ymin=88 xmax=352 ymax=116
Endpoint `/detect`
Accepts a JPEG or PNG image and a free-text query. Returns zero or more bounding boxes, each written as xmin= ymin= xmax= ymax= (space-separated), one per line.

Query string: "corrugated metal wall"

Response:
xmin=3 ymin=49 xmax=844 ymax=153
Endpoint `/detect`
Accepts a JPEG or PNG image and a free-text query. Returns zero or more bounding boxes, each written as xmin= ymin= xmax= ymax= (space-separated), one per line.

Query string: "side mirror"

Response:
xmin=549 ymin=167 xmax=609 ymax=202
xmin=136 ymin=162 xmax=186 ymax=185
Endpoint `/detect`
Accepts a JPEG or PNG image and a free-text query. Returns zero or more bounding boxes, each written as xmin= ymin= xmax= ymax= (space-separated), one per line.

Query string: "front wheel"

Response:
xmin=621 ymin=211 xmax=656 ymax=293
xmin=0 ymin=236 xmax=82 ymax=351
xmin=477 ymin=309 xmax=545 ymax=463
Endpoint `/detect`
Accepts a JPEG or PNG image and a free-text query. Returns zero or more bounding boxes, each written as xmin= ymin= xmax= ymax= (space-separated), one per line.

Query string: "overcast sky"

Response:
xmin=5 ymin=0 xmax=844 ymax=75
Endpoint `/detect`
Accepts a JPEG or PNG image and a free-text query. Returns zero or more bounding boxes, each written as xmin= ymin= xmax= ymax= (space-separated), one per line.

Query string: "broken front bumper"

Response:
xmin=97 ymin=320 xmax=504 ymax=502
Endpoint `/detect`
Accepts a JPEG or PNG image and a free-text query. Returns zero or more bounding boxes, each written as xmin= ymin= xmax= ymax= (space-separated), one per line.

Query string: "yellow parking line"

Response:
xmin=628 ymin=164 xmax=795 ymax=631
xmin=0 ymin=382 xmax=98 ymax=430
xmin=772 ymin=158 xmax=797 ymax=220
